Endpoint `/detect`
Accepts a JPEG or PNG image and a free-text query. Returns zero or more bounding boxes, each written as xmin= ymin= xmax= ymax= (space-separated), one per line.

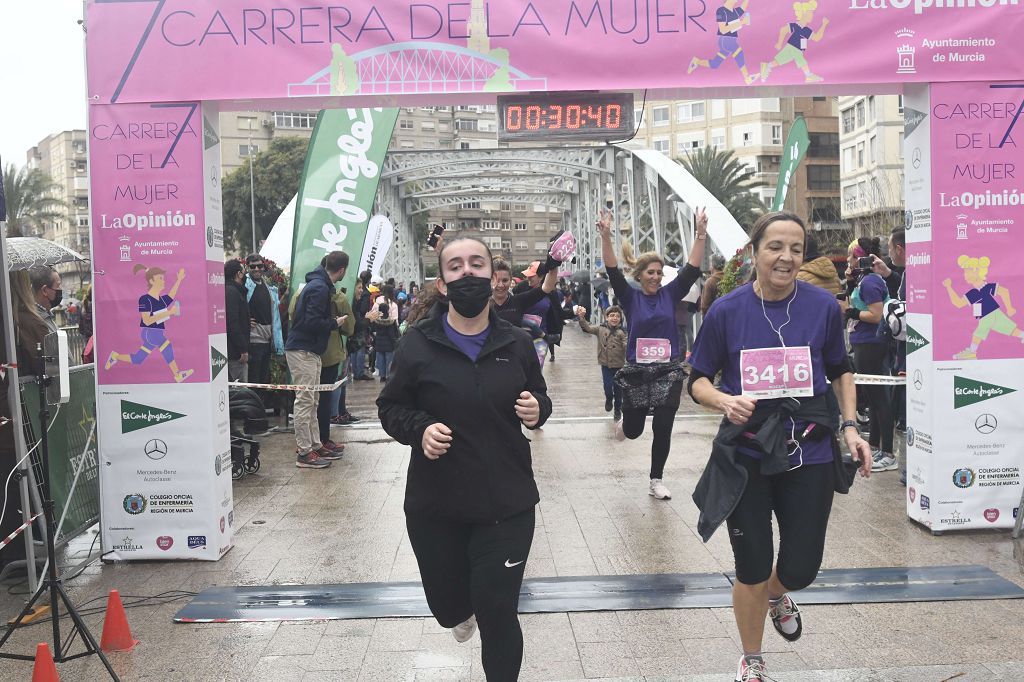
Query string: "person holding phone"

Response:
xmin=688 ymin=212 xmax=872 ymax=682
xmin=843 ymin=236 xmax=896 ymax=472
xmin=597 ymin=205 xmax=708 ymax=501
xmin=285 ymin=251 xmax=351 ymax=469
xmin=377 ymin=236 xmax=551 ymax=681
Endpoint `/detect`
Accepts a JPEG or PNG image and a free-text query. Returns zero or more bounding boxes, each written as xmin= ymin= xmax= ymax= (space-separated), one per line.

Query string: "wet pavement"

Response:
xmin=2 ymin=321 xmax=1023 ymax=680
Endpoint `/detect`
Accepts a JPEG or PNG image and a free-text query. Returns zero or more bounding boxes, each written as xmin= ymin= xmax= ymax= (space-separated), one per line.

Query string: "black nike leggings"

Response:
xmin=406 ymin=508 xmax=535 ymax=681
xmin=621 ymin=380 xmax=684 ymax=479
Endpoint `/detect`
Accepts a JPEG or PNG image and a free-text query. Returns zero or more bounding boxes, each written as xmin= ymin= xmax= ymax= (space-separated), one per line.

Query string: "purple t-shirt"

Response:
xmin=787 ymin=23 xmax=813 ymax=50
xmin=850 ymin=274 xmax=887 ymax=345
xmin=716 ymin=6 xmax=744 ymax=37
xmin=608 ymin=264 xmax=702 ymax=363
xmin=965 ymin=283 xmax=999 ymax=318
xmin=523 ymin=296 xmax=552 ymax=332
xmin=689 ymin=281 xmax=847 ymax=465
xmin=139 ymin=294 xmax=173 ymax=329
xmin=443 ymin=315 xmax=491 ymax=362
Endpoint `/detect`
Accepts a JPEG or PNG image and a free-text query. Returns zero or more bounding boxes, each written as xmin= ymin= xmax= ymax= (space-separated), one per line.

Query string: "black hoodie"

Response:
xmin=377 ymin=304 xmax=552 ymax=523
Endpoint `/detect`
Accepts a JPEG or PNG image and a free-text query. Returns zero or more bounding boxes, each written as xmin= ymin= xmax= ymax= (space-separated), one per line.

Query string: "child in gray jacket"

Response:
xmin=577 ymin=305 xmax=628 ymax=421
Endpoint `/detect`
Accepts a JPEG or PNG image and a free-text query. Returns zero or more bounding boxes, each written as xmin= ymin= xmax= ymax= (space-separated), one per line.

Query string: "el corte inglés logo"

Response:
xmin=905 ymin=324 xmax=929 ymax=355
xmin=211 ymin=346 xmax=227 ymax=380
xmin=953 ymin=376 xmax=1016 ymax=409
xmin=121 ymin=400 xmax=186 ymax=433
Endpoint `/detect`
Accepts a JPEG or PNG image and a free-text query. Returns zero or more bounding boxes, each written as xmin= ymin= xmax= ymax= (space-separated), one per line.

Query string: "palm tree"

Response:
xmin=676 ymin=146 xmax=767 ymax=231
xmin=2 ymin=163 xmax=66 ymax=237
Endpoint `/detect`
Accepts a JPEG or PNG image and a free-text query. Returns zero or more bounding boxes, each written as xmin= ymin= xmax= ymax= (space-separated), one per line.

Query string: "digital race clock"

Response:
xmin=496 ymin=92 xmax=634 ymax=143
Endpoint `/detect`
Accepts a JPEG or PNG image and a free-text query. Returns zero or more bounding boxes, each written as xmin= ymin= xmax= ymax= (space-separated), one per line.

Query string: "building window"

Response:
xmin=549 ymin=222 xmax=560 ymax=231
xmin=516 ymin=241 xmax=528 ymax=251
xmin=841 ymin=108 xmax=855 ymax=134
xmin=484 ymin=237 xmax=502 ymax=250
xmin=443 ymin=221 xmax=455 ymax=231
xmin=72 ymin=141 xmax=87 ymax=155
xmin=808 ymin=133 xmax=839 ymax=158
xmin=855 ymin=100 xmax=866 ymax=128
xmin=274 ymin=112 xmax=316 ymax=128
xmin=742 ymin=132 xmax=752 ymax=146
xmin=867 ymin=95 xmax=876 ymax=121
xmin=482 ymin=220 xmax=500 ymax=230
xmin=513 ymin=203 xmax=528 ymax=211
xmin=400 ymin=140 xmax=415 ymax=148
xmin=771 ymin=125 xmax=782 ymax=145
xmin=844 ymin=184 xmax=858 ymax=211
xmin=399 ymin=119 xmax=414 ymax=130
xmin=897 ymin=95 xmax=904 ymax=115
xmin=501 ymin=240 xmax=512 ymax=251
xmin=460 ymin=201 xmax=480 ymax=209
xmin=501 ymin=220 xmax=511 ymax=230
xmin=514 ymin=222 xmax=527 ymax=231
xmin=76 ymin=215 xmax=90 ymax=228
xmin=634 ymin=108 xmax=644 ymax=126
xmin=439 ymin=122 xmax=451 ymax=132
xmin=653 ymin=138 xmax=670 ymax=153
xmin=676 ymin=101 xmax=705 ymax=123
xmin=239 ymin=144 xmax=259 ymax=156
xmin=456 ymin=119 xmax=477 ymax=131
xmin=499 ymin=202 xmax=512 ymax=211
xmin=75 ymin=197 xmax=89 ymax=209
xmin=460 ymin=142 xmax=471 ymax=150
xmin=534 ymin=241 xmax=547 ymax=250
xmin=711 ymin=132 xmax=725 ymax=149
xmin=843 ymin=146 xmax=854 ymax=171
xmin=421 ymin=121 xmax=435 ymax=131
xmin=807 ymin=165 xmax=840 ymax=191
xmin=813 ymin=96 xmax=827 ymax=102
xmin=677 ymin=136 xmax=704 ymax=154
xmin=857 ymin=142 xmax=865 ymax=167
xmin=869 ymin=135 xmax=877 ymax=165
xmin=653 ymin=106 xmax=670 ymax=126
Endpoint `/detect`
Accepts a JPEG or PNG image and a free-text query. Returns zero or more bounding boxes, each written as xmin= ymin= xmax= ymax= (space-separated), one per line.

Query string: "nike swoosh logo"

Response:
xmin=504 ymin=559 xmax=524 ymax=568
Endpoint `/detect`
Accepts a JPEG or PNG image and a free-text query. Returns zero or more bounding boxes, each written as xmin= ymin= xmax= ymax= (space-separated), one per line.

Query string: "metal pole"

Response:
xmin=249 ymin=124 xmax=257 ymax=254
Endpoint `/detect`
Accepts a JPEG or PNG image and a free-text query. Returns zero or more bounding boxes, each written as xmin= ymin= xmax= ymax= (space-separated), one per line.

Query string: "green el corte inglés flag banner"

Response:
xmin=290 ymin=108 xmax=399 ymax=298
xmin=772 ymin=116 xmax=810 ymax=212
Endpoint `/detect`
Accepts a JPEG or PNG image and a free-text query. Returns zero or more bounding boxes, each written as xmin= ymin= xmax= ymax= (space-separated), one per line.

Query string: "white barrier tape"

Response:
xmin=0 ymin=362 xmax=16 ymax=381
xmin=853 ymin=373 xmax=906 ymax=386
xmin=0 ymin=513 xmax=42 ymax=550
xmin=229 ymin=377 xmax=348 ymax=392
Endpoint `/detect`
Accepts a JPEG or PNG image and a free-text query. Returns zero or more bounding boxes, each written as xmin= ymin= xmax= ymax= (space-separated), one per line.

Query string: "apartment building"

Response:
xmin=25 ymin=130 xmax=91 ymax=292
xmin=630 ymin=97 xmax=842 ymax=230
xmin=838 ymin=95 xmax=905 ymax=237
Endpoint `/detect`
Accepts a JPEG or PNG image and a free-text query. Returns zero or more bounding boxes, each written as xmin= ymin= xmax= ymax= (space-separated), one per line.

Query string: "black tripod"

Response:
xmin=0 ymin=351 xmax=118 ymax=679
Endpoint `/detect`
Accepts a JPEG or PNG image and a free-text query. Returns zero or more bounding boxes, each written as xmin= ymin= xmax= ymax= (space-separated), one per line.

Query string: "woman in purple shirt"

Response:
xmin=688 ymin=212 xmax=871 ymax=682
xmin=597 ymin=206 xmax=707 ymax=501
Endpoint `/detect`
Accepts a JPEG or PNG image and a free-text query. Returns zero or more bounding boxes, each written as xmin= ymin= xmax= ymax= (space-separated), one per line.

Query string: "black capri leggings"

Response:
xmin=852 ymin=342 xmax=894 ymax=454
xmin=621 ymin=379 xmax=684 ymax=479
xmin=406 ymin=508 xmax=535 ymax=682
xmin=726 ymin=457 xmax=835 ymax=590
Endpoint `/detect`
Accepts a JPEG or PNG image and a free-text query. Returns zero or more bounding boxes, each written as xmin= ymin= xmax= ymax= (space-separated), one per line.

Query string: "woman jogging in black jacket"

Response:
xmin=377 ymin=236 xmax=552 ymax=681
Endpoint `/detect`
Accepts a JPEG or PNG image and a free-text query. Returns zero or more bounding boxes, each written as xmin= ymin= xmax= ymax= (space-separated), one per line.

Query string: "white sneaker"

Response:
xmin=452 ymin=615 xmax=477 ymax=643
xmin=649 ymin=478 xmax=671 ymax=500
xmin=613 ymin=420 xmax=626 ymax=441
xmin=872 ymin=454 xmax=898 ymax=472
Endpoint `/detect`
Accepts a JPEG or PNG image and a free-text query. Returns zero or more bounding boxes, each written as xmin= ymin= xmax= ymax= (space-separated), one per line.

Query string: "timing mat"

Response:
xmin=174 ymin=565 xmax=1023 ymax=623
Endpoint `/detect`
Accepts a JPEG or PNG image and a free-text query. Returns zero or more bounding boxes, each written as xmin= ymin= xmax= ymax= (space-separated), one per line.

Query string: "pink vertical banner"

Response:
xmin=90 ymin=102 xmax=211 ymax=385
xmin=930 ymin=83 xmax=1024 ymax=362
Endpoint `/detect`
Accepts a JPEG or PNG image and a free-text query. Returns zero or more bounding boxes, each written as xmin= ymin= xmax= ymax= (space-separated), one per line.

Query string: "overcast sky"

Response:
xmin=0 ymin=0 xmax=88 ymax=170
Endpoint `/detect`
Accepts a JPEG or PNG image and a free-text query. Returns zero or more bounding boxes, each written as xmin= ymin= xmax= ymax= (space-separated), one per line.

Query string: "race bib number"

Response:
xmin=740 ymin=346 xmax=813 ymax=398
xmin=636 ymin=338 xmax=671 ymax=364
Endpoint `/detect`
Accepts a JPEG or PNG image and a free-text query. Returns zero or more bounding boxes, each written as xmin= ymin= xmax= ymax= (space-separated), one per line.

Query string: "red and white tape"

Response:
xmin=229 ymin=377 xmax=348 ymax=392
xmin=0 ymin=513 xmax=42 ymax=550
xmin=853 ymin=373 xmax=906 ymax=386
xmin=0 ymin=362 xmax=17 ymax=381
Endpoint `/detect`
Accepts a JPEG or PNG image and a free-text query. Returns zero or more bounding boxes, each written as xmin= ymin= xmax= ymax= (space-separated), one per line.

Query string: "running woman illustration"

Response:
xmin=942 ymin=255 xmax=1024 ymax=360
xmin=760 ymin=1 xmax=829 ymax=83
xmin=105 ymin=264 xmax=194 ymax=383
xmin=688 ymin=0 xmax=758 ymax=85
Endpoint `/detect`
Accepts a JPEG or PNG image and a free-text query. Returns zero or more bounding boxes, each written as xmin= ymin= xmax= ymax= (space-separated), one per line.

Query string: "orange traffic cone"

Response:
xmin=99 ymin=590 xmax=138 ymax=652
xmin=31 ymin=642 xmax=60 ymax=682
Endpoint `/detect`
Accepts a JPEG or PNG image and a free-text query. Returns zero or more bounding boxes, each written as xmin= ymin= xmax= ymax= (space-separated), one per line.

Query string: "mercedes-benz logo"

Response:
xmin=144 ymin=439 xmax=168 ymax=461
xmin=975 ymin=413 xmax=998 ymax=434
xmin=913 ymin=370 xmax=923 ymax=390
xmin=219 ymin=391 xmax=227 ymax=412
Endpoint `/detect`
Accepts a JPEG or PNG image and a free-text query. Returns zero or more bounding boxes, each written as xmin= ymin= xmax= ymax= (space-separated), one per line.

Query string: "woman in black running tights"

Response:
xmin=378 ymin=236 xmax=551 ymax=681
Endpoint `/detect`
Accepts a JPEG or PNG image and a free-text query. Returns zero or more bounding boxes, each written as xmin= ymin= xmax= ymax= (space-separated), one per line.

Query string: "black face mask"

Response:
xmin=50 ymin=288 xmax=63 ymax=307
xmin=445 ymin=276 xmax=492 ymax=318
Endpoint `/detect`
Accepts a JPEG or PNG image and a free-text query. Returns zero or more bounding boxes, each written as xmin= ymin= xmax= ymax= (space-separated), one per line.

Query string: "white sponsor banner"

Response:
xmin=904 ymin=313 xmax=933 ymax=528
xmin=360 ymin=214 xmax=394 ymax=281
xmin=98 ymin=382 xmax=232 ymax=559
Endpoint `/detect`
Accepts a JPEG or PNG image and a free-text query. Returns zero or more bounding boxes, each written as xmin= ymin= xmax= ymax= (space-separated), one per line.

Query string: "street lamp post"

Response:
xmin=247 ymin=117 xmax=257 ymax=253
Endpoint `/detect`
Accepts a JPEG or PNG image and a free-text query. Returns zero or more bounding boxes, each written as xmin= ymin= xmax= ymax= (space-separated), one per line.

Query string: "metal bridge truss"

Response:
xmin=375 ymin=145 xmax=741 ymax=311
